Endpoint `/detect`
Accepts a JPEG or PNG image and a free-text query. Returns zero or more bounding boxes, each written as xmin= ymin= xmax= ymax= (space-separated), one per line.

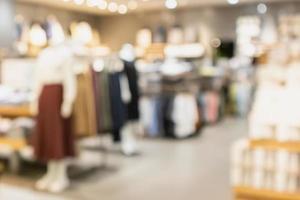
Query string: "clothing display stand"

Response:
xmin=233 ymin=139 xmax=300 ymax=200
xmin=0 ymin=105 xmax=109 ymax=175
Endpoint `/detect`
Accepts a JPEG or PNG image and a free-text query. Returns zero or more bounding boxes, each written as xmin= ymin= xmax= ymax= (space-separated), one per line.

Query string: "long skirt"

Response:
xmin=32 ymin=84 xmax=75 ymax=162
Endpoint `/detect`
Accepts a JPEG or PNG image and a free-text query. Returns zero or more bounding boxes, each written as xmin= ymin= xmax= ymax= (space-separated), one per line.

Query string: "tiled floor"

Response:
xmin=0 ymin=118 xmax=246 ymax=200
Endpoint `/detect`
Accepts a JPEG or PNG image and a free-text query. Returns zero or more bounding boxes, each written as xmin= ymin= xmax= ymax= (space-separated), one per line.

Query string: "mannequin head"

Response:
xmin=119 ymin=43 xmax=136 ymax=62
xmin=47 ymin=15 xmax=65 ymax=46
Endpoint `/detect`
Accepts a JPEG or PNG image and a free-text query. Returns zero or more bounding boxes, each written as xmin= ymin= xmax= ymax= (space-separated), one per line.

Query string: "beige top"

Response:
xmin=31 ymin=44 xmax=77 ymax=110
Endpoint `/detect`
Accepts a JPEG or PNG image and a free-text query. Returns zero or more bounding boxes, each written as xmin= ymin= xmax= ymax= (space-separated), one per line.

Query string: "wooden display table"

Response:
xmin=234 ymin=139 xmax=300 ymax=200
xmin=234 ymin=186 xmax=300 ymax=200
xmin=250 ymin=139 xmax=300 ymax=153
xmin=0 ymin=137 xmax=27 ymax=151
xmin=0 ymin=105 xmax=30 ymax=151
xmin=0 ymin=105 xmax=31 ymax=118
xmin=0 ymin=105 xmax=30 ymax=172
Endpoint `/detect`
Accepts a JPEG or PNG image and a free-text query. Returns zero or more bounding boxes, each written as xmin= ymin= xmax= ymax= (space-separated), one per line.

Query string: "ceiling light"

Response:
xmin=63 ymin=0 xmax=71 ymax=2
xmin=108 ymin=2 xmax=118 ymax=12
xmin=257 ymin=3 xmax=267 ymax=14
xmin=74 ymin=0 xmax=84 ymax=5
xmin=128 ymin=0 xmax=138 ymax=10
xmin=118 ymin=4 xmax=128 ymax=14
xmin=86 ymin=0 xmax=98 ymax=7
xmin=98 ymin=0 xmax=107 ymax=9
xmin=227 ymin=0 xmax=239 ymax=5
xmin=165 ymin=0 xmax=177 ymax=9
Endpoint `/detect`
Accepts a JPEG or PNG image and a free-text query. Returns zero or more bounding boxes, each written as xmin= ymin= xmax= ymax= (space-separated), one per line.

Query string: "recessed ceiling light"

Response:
xmin=118 ymin=4 xmax=128 ymax=14
xmin=108 ymin=2 xmax=118 ymax=12
xmin=128 ymin=0 xmax=138 ymax=10
xmin=74 ymin=0 xmax=84 ymax=5
xmin=257 ymin=3 xmax=267 ymax=14
xmin=86 ymin=0 xmax=98 ymax=7
xmin=98 ymin=0 xmax=108 ymax=9
xmin=227 ymin=0 xmax=239 ymax=5
xmin=165 ymin=0 xmax=178 ymax=9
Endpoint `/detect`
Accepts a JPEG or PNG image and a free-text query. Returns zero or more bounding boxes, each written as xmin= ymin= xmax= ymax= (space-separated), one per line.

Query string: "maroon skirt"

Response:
xmin=32 ymin=84 xmax=75 ymax=162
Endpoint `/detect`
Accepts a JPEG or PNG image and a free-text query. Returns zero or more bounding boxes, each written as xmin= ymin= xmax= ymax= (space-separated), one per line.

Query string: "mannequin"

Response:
xmin=119 ymin=44 xmax=140 ymax=156
xmin=249 ymin=47 xmax=288 ymax=191
xmin=249 ymin=47 xmax=287 ymax=140
xmin=30 ymin=40 xmax=77 ymax=193
xmin=276 ymin=42 xmax=300 ymax=192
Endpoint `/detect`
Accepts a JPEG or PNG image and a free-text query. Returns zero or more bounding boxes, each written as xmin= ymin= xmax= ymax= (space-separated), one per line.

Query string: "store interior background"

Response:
xmin=0 ymin=0 xmax=300 ymax=200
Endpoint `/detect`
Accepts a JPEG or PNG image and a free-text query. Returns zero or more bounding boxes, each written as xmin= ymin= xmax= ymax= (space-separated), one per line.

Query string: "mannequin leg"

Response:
xmin=48 ymin=160 xmax=70 ymax=193
xmin=122 ymin=121 xmax=139 ymax=156
xmin=36 ymin=161 xmax=56 ymax=190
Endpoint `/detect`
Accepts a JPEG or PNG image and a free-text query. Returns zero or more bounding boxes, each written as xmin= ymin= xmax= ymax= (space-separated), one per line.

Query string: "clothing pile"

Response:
xmin=231 ymin=139 xmax=300 ymax=193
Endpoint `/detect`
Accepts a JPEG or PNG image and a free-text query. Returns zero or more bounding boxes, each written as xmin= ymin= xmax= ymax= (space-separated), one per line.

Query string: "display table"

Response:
xmin=233 ymin=139 xmax=300 ymax=200
xmin=250 ymin=139 xmax=300 ymax=153
xmin=0 ymin=105 xmax=30 ymax=150
xmin=234 ymin=186 xmax=300 ymax=200
xmin=0 ymin=105 xmax=31 ymax=172
xmin=0 ymin=105 xmax=31 ymax=118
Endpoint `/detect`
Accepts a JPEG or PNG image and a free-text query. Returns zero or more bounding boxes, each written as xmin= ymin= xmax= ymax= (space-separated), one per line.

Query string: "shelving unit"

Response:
xmin=234 ymin=186 xmax=300 ymax=200
xmin=0 ymin=105 xmax=30 ymax=172
xmin=0 ymin=105 xmax=31 ymax=118
xmin=0 ymin=105 xmax=30 ymax=150
xmin=250 ymin=139 xmax=300 ymax=153
xmin=233 ymin=139 xmax=300 ymax=200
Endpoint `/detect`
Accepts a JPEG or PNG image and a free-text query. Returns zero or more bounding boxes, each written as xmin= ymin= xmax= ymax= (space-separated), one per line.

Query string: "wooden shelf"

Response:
xmin=0 ymin=105 xmax=31 ymax=118
xmin=0 ymin=137 xmax=26 ymax=151
xmin=250 ymin=140 xmax=300 ymax=153
xmin=0 ymin=105 xmax=31 ymax=151
xmin=234 ymin=186 xmax=300 ymax=200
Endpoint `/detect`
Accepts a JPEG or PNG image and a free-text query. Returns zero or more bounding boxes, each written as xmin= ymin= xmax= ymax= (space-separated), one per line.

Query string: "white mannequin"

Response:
xmin=119 ymin=44 xmax=140 ymax=156
xmin=276 ymin=43 xmax=300 ymax=192
xmin=249 ymin=47 xmax=287 ymax=140
xmin=30 ymin=40 xmax=77 ymax=193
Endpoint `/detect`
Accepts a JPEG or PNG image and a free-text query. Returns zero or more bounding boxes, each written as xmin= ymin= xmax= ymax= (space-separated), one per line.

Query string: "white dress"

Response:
xmin=281 ymin=62 xmax=300 ymax=126
xmin=250 ymin=65 xmax=285 ymax=125
xmin=172 ymin=94 xmax=199 ymax=138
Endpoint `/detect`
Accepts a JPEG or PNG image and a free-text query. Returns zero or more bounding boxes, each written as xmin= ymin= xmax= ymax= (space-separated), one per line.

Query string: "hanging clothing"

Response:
xmin=123 ymin=61 xmax=140 ymax=121
xmin=280 ymin=62 xmax=300 ymax=126
xmin=200 ymin=91 xmax=220 ymax=124
xmin=109 ymin=72 xmax=127 ymax=143
xmin=172 ymin=94 xmax=199 ymax=138
xmin=73 ymin=69 xmax=97 ymax=137
xmin=161 ymin=95 xmax=175 ymax=138
xmin=32 ymin=84 xmax=75 ymax=162
xmin=92 ymin=69 xmax=112 ymax=133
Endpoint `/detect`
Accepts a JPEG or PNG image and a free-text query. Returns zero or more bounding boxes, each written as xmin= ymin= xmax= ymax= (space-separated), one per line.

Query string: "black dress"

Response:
xmin=123 ymin=61 xmax=140 ymax=121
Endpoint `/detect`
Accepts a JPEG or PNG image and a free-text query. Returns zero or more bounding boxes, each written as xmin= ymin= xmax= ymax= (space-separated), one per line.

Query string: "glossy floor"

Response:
xmin=0 ymin=118 xmax=246 ymax=200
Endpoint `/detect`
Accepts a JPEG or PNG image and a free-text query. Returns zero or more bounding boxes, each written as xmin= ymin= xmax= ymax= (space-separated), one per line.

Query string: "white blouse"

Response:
xmin=31 ymin=44 xmax=77 ymax=106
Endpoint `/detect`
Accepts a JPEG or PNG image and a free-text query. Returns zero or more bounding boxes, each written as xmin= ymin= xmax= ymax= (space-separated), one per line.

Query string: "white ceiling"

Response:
xmin=17 ymin=0 xmax=289 ymax=15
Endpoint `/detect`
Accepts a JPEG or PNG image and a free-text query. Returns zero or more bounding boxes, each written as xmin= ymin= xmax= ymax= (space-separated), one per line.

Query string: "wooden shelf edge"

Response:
xmin=0 ymin=137 xmax=27 ymax=151
xmin=250 ymin=140 xmax=300 ymax=152
xmin=234 ymin=186 xmax=300 ymax=200
xmin=0 ymin=105 xmax=31 ymax=118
